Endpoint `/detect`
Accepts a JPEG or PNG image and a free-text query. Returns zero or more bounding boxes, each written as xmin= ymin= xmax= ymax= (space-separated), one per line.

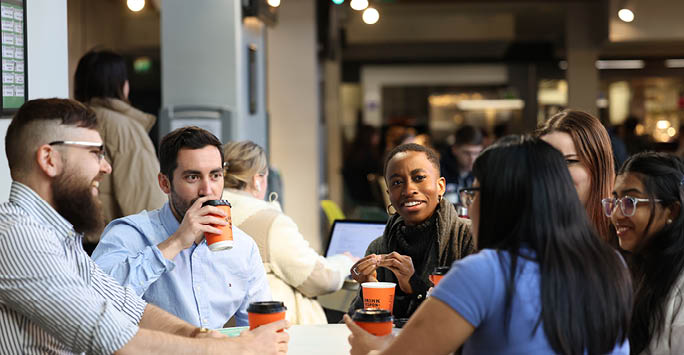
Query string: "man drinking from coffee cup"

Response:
xmin=0 ymin=99 xmax=288 ymax=354
xmin=93 ymin=126 xmax=272 ymax=330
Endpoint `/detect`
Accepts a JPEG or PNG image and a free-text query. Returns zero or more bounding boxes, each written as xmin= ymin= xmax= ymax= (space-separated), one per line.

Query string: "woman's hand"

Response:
xmin=344 ymin=314 xmax=394 ymax=355
xmin=377 ymin=252 xmax=415 ymax=294
xmin=350 ymin=254 xmax=382 ymax=283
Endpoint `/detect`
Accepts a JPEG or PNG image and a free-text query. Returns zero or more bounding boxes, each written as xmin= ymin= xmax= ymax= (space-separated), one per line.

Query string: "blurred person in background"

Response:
xmin=74 ymin=49 xmax=166 ymax=253
xmin=343 ymin=124 xmax=382 ymax=207
xmin=348 ymin=143 xmax=475 ymax=319
xmin=605 ymin=152 xmax=684 ymax=354
xmin=345 ymin=136 xmax=632 ymax=355
xmin=440 ymin=125 xmax=483 ymax=205
xmin=223 ymin=141 xmax=356 ymax=325
xmin=620 ymin=115 xmax=652 ymax=156
xmin=536 ymin=110 xmax=617 ymax=245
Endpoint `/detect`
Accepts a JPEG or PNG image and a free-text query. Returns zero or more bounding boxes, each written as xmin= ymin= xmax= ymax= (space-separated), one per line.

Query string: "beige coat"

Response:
xmin=223 ymin=189 xmax=354 ymax=325
xmin=88 ymin=98 xmax=166 ymax=242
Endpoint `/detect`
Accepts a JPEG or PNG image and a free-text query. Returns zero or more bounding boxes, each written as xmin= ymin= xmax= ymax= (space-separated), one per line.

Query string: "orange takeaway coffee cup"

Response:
xmin=352 ymin=309 xmax=393 ymax=336
xmin=202 ymin=200 xmax=233 ymax=251
xmin=247 ymin=301 xmax=287 ymax=330
xmin=361 ymin=282 xmax=396 ymax=313
xmin=429 ymin=266 xmax=450 ymax=286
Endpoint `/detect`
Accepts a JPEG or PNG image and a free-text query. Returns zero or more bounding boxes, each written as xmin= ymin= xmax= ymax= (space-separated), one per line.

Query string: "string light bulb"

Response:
xmin=362 ymin=7 xmax=379 ymax=24
xmin=350 ymin=0 xmax=368 ymax=11
xmin=618 ymin=8 xmax=634 ymax=22
xmin=127 ymin=0 xmax=145 ymax=12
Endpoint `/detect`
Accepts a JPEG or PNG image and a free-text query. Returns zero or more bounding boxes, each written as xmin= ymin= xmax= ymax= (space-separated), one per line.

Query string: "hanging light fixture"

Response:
xmin=350 ymin=0 xmax=368 ymax=11
xmin=267 ymin=0 xmax=281 ymax=8
xmin=362 ymin=7 xmax=379 ymax=24
xmin=127 ymin=0 xmax=145 ymax=12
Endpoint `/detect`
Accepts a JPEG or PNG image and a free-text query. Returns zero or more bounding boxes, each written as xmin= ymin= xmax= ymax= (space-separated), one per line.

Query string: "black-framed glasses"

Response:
xmin=459 ymin=187 xmax=480 ymax=207
xmin=601 ymin=196 xmax=661 ymax=217
xmin=49 ymin=140 xmax=106 ymax=161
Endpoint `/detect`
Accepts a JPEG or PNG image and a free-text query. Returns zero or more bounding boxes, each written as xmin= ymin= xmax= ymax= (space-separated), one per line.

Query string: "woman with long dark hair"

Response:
xmin=345 ymin=136 xmax=632 ymax=354
xmin=537 ymin=109 xmax=616 ymax=244
xmin=605 ymin=152 xmax=684 ymax=354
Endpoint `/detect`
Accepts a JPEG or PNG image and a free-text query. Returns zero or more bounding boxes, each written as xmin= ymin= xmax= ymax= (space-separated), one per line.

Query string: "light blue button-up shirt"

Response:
xmin=92 ymin=202 xmax=271 ymax=329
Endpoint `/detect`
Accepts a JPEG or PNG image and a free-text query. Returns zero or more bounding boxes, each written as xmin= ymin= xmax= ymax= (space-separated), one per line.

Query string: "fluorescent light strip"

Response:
xmin=595 ymin=60 xmax=644 ymax=69
xmin=456 ymin=99 xmax=525 ymax=111
xmin=665 ymin=59 xmax=684 ymax=68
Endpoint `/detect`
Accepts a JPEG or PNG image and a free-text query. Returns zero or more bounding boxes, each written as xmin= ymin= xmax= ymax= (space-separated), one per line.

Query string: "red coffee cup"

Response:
xmin=202 ymin=200 xmax=233 ymax=251
xmin=247 ymin=301 xmax=287 ymax=331
xmin=429 ymin=266 xmax=450 ymax=286
xmin=352 ymin=309 xmax=393 ymax=336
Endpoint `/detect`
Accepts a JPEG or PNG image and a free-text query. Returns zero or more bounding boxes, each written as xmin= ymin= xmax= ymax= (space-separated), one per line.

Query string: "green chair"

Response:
xmin=321 ymin=199 xmax=345 ymax=226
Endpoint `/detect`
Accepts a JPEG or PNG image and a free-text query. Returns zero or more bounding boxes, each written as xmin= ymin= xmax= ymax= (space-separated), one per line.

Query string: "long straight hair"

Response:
xmin=473 ymin=135 xmax=632 ymax=354
xmin=536 ymin=110 xmax=615 ymax=244
xmin=618 ymin=152 xmax=684 ymax=353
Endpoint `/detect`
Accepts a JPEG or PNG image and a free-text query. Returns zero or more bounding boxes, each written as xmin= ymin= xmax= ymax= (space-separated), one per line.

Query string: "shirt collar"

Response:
xmin=9 ymin=181 xmax=77 ymax=238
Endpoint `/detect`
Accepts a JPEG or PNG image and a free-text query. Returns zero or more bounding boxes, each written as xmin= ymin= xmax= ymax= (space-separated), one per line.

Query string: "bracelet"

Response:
xmin=191 ymin=327 xmax=210 ymax=337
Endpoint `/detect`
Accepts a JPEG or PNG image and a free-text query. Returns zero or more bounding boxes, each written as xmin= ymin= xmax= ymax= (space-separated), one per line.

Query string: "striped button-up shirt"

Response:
xmin=0 ymin=182 xmax=147 ymax=354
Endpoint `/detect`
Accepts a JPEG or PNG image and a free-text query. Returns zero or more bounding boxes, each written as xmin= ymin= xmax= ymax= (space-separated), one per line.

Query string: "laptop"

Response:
xmin=325 ymin=220 xmax=387 ymax=259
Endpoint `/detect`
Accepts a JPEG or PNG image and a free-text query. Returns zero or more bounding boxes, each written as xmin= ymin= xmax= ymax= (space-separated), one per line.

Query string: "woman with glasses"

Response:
xmin=536 ymin=110 xmax=616 ymax=245
xmin=74 ymin=49 xmax=166 ymax=252
xmin=345 ymin=136 xmax=631 ymax=355
xmin=348 ymin=143 xmax=475 ymax=319
xmin=604 ymin=152 xmax=684 ymax=354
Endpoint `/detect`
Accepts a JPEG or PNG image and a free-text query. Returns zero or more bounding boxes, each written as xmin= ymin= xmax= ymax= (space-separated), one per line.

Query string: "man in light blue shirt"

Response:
xmin=93 ymin=126 xmax=271 ymax=330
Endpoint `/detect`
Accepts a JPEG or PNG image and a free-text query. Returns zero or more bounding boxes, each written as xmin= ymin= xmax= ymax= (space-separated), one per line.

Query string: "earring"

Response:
xmin=386 ymin=203 xmax=396 ymax=215
xmin=438 ymin=194 xmax=443 ymax=202
xmin=667 ymin=219 xmax=673 ymax=225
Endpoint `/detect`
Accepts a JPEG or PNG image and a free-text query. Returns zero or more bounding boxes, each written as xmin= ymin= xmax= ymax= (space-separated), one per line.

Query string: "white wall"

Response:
xmin=361 ymin=64 xmax=508 ymax=126
xmin=0 ymin=0 xmax=69 ymax=201
xmin=267 ymin=0 xmax=322 ymax=252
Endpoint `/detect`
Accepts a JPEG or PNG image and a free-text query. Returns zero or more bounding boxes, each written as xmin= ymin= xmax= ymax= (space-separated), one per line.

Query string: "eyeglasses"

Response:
xmin=601 ymin=196 xmax=662 ymax=217
xmin=49 ymin=140 xmax=106 ymax=161
xmin=459 ymin=187 xmax=480 ymax=207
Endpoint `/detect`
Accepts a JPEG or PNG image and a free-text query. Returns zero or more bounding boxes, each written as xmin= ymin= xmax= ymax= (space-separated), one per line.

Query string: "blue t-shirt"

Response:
xmin=431 ymin=249 xmax=629 ymax=355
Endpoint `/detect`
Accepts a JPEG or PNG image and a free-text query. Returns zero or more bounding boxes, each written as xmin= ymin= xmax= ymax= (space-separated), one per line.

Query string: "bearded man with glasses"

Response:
xmin=0 ymin=98 xmax=288 ymax=354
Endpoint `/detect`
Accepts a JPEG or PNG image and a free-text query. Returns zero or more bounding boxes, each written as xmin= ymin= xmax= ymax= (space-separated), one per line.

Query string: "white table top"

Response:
xmin=288 ymin=324 xmax=351 ymax=355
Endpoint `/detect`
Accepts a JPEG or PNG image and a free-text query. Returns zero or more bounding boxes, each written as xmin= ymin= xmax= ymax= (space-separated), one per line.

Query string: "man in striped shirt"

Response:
xmin=0 ymin=98 xmax=289 ymax=354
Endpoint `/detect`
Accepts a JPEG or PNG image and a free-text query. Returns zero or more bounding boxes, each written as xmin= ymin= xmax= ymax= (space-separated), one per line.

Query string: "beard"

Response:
xmin=169 ymin=188 xmax=197 ymax=222
xmin=52 ymin=168 xmax=104 ymax=235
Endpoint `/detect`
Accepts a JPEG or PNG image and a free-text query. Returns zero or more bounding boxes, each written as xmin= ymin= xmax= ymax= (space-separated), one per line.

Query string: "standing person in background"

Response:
xmin=605 ymin=152 xmax=684 ymax=354
xmin=440 ymin=125 xmax=483 ymax=205
xmin=223 ymin=141 xmax=356 ymax=324
xmin=74 ymin=49 xmax=166 ymax=253
xmin=536 ymin=110 xmax=617 ymax=245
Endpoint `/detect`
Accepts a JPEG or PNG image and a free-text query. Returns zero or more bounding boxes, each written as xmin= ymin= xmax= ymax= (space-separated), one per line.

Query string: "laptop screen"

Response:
xmin=325 ymin=220 xmax=386 ymax=259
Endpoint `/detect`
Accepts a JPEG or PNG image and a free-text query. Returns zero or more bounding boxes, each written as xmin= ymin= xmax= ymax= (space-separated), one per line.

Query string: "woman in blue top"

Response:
xmin=345 ymin=135 xmax=632 ymax=355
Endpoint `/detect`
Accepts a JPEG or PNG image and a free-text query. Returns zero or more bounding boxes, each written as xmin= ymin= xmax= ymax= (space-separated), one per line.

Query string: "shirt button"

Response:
xmin=196 ymin=286 xmax=201 ymax=291
xmin=417 ymin=294 xmax=423 ymax=299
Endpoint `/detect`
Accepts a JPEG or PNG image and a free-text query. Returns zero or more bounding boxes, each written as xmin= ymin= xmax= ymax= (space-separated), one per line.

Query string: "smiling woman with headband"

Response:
xmin=222 ymin=140 xmax=356 ymax=325
xmin=348 ymin=143 xmax=475 ymax=319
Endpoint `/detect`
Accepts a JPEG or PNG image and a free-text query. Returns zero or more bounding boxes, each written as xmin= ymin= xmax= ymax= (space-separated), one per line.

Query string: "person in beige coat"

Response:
xmin=222 ymin=141 xmax=355 ymax=325
xmin=75 ymin=50 xmax=166 ymax=250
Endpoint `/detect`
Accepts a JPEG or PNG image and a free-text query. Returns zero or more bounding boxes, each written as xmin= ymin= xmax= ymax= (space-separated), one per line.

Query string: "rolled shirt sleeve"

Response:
xmin=92 ymin=219 xmax=175 ymax=296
